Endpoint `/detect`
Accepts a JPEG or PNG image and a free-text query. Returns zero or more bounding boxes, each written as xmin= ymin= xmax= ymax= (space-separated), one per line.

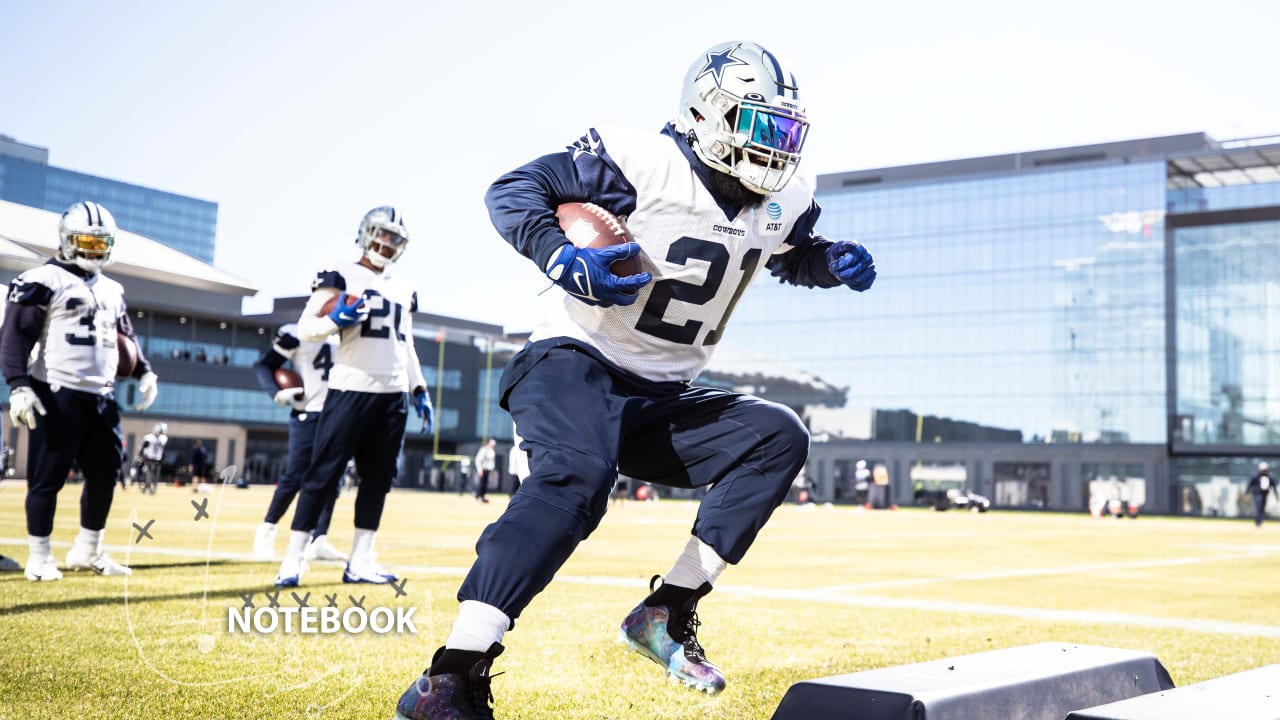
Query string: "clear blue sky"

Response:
xmin=4 ymin=0 xmax=1279 ymax=330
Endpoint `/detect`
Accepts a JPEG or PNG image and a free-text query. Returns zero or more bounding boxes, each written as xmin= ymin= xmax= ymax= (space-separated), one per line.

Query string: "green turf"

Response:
xmin=2 ymin=482 xmax=1279 ymax=719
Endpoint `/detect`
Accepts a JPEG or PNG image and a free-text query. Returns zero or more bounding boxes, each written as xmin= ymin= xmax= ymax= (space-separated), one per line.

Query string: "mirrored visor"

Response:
xmin=374 ymin=228 xmax=407 ymax=246
xmin=67 ymin=233 xmax=114 ymax=254
xmin=737 ymin=105 xmax=807 ymax=154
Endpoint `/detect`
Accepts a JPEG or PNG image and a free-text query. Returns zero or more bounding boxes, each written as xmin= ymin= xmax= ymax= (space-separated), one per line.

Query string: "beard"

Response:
xmin=684 ymin=129 xmax=769 ymax=209
xmin=705 ymin=164 xmax=770 ymax=209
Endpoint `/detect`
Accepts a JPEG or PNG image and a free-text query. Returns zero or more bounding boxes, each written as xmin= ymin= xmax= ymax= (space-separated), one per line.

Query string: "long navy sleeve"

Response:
xmin=765 ymin=200 xmax=842 ymax=288
xmin=1 ymin=301 xmax=45 ymax=389
xmin=253 ymin=349 xmax=287 ymax=396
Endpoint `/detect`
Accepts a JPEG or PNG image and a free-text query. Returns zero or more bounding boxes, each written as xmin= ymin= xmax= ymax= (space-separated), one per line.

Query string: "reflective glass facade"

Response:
xmin=724 ymin=134 xmax=1280 ymax=516
xmin=0 ymin=150 xmax=217 ymax=261
xmin=730 ymin=161 xmax=1169 ymax=443
xmin=1173 ymin=220 xmax=1280 ymax=447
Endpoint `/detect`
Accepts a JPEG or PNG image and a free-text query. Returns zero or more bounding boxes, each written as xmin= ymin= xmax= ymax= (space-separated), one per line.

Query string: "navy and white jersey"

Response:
xmin=295 ymin=261 xmax=426 ymax=395
xmin=139 ymin=432 xmax=167 ymax=461
xmin=487 ymin=124 xmax=839 ymax=383
xmin=269 ymin=322 xmax=338 ymax=413
xmin=1 ymin=261 xmax=130 ymax=394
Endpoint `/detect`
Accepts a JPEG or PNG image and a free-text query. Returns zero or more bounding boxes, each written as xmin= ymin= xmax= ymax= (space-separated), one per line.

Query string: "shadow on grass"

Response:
xmin=0 ymin=577 xmax=276 ymax=617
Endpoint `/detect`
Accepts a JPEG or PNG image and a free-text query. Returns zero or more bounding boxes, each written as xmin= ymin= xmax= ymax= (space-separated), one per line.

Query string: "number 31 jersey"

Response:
xmin=8 ymin=262 xmax=127 ymax=394
xmin=529 ymin=125 xmax=816 ymax=383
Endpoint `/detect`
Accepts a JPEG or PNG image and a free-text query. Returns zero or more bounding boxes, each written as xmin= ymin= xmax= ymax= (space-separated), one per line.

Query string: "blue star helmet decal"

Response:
xmin=695 ymin=46 xmax=749 ymax=87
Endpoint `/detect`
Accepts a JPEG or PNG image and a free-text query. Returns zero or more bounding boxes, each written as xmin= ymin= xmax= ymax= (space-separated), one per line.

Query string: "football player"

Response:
xmin=132 ymin=421 xmax=168 ymax=490
xmin=2 ymin=201 xmax=160 ymax=581
xmin=251 ymin=322 xmax=346 ymax=562
xmin=394 ymin=41 xmax=876 ymax=719
xmin=273 ymin=206 xmax=431 ymax=587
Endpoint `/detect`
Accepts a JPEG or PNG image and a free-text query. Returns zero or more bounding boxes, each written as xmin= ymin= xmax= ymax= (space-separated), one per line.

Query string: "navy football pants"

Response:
xmin=291 ymin=389 xmax=406 ymax=533
xmin=459 ymin=340 xmax=809 ymax=620
xmin=263 ymin=411 xmax=338 ymax=536
xmin=24 ymin=381 xmax=125 ymax=537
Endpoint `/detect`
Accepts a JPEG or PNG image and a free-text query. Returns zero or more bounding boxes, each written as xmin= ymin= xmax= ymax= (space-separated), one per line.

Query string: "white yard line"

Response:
xmin=5 ymin=537 xmax=1279 ymax=639
xmin=809 ymin=549 xmax=1280 ymax=593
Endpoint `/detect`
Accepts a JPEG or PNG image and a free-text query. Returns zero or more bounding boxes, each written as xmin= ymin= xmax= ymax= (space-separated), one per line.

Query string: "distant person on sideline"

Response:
xmin=1246 ymin=462 xmax=1279 ymax=528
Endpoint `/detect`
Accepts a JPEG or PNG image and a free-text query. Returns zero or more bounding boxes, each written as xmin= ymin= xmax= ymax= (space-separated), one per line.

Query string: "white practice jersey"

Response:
xmin=530 ymin=125 xmax=816 ymax=382
xmin=271 ymin=322 xmax=338 ymax=413
xmin=140 ymin=432 xmax=167 ymax=461
xmin=8 ymin=262 xmax=128 ymax=394
xmin=297 ymin=262 xmax=425 ymax=394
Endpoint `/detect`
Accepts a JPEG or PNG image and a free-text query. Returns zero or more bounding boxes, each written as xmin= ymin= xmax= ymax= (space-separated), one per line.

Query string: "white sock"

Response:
xmin=284 ymin=530 xmax=310 ymax=561
xmin=662 ymin=535 xmax=727 ymax=589
xmin=309 ymin=533 xmax=327 ymax=547
xmin=27 ymin=534 xmax=51 ymax=563
xmin=445 ymin=600 xmax=511 ymax=652
xmin=75 ymin=527 xmax=103 ymax=553
xmin=350 ymin=528 xmax=376 ymax=565
xmin=261 ymin=521 xmax=277 ymax=531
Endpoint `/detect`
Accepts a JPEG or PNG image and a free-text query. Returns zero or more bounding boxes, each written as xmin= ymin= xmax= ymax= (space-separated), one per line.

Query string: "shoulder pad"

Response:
xmin=7 ymin=278 xmax=53 ymax=307
xmin=274 ymin=323 xmax=301 ymax=350
xmin=312 ymin=270 xmax=347 ymax=292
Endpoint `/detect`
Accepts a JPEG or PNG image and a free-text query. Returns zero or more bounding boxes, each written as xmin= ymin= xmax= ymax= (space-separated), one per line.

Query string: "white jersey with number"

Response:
xmin=298 ymin=262 xmax=424 ymax=394
xmin=140 ymin=432 xmax=167 ymax=461
xmin=272 ymin=323 xmax=337 ymax=413
xmin=8 ymin=263 xmax=128 ymax=394
xmin=529 ymin=125 xmax=816 ymax=382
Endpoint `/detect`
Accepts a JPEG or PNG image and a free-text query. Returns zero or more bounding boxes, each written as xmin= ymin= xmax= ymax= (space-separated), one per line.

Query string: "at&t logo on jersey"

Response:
xmin=762 ymin=201 xmax=784 ymax=233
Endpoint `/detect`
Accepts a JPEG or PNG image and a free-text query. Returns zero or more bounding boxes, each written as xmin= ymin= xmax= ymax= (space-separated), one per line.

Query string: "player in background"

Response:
xmin=251 ymin=323 xmax=346 ymax=561
xmin=394 ymin=41 xmax=876 ymax=719
xmin=274 ymin=206 xmax=432 ymax=587
xmin=1 ymin=201 xmax=160 ymax=581
xmin=0 ymin=406 xmax=14 ymax=573
xmin=132 ymin=422 xmax=167 ymax=489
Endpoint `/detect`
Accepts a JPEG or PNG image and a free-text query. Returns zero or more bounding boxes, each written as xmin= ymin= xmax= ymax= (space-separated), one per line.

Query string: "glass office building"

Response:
xmin=0 ymin=135 xmax=217 ymax=261
xmin=725 ymin=133 xmax=1280 ymax=516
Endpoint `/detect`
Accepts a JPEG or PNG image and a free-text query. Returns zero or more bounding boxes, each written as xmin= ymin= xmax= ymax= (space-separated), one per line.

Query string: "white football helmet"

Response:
xmin=153 ymin=422 xmax=167 ymax=435
xmin=357 ymin=206 xmax=409 ymax=268
xmin=58 ymin=201 xmax=117 ymax=272
xmin=675 ymin=41 xmax=809 ymax=194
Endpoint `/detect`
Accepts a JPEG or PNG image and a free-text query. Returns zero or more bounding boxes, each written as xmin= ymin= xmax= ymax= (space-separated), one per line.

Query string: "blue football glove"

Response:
xmin=413 ymin=389 xmax=433 ymax=434
xmin=544 ymin=242 xmax=651 ymax=307
xmin=327 ymin=293 xmax=368 ymax=328
xmin=825 ymin=240 xmax=877 ymax=292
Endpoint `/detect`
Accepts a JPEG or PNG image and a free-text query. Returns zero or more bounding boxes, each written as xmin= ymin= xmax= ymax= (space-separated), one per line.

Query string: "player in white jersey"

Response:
xmin=395 ymin=41 xmax=876 ymax=719
xmin=1 ymin=202 xmax=160 ymax=581
xmin=251 ymin=322 xmax=346 ymax=561
xmin=130 ymin=422 xmax=168 ymax=491
xmin=274 ymin=206 xmax=431 ymax=587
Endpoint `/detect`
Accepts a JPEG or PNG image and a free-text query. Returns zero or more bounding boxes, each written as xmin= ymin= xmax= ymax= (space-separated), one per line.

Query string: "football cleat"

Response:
xmin=24 ymin=557 xmax=62 ymax=582
xmin=0 ymin=554 xmax=21 ymax=572
xmin=394 ymin=643 xmax=503 ymax=720
xmin=253 ymin=522 xmax=277 ymax=561
xmin=274 ymin=556 xmax=308 ymax=588
xmin=618 ymin=576 xmax=725 ymax=694
xmin=303 ymin=535 xmax=348 ymax=562
xmin=65 ymin=546 xmax=133 ymax=576
xmin=342 ymin=554 xmax=396 ymax=584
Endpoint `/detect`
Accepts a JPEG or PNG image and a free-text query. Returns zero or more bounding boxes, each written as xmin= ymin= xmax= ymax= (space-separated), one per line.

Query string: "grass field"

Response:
xmin=2 ymin=479 xmax=1280 ymax=720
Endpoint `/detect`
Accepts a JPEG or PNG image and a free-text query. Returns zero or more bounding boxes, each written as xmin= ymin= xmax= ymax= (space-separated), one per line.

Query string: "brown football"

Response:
xmin=555 ymin=202 xmax=641 ymax=279
xmin=274 ymin=368 xmax=304 ymax=391
xmin=117 ymin=332 xmax=138 ymax=378
xmin=318 ymin=292 xmax=360 ymax=317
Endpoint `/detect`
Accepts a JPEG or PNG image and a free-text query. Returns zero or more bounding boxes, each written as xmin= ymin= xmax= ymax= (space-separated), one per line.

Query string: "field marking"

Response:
xmin=809 ymin=548 xmax=1280 ymax=593
xmin=6 ymin=539 xmax=1280 ymax=640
